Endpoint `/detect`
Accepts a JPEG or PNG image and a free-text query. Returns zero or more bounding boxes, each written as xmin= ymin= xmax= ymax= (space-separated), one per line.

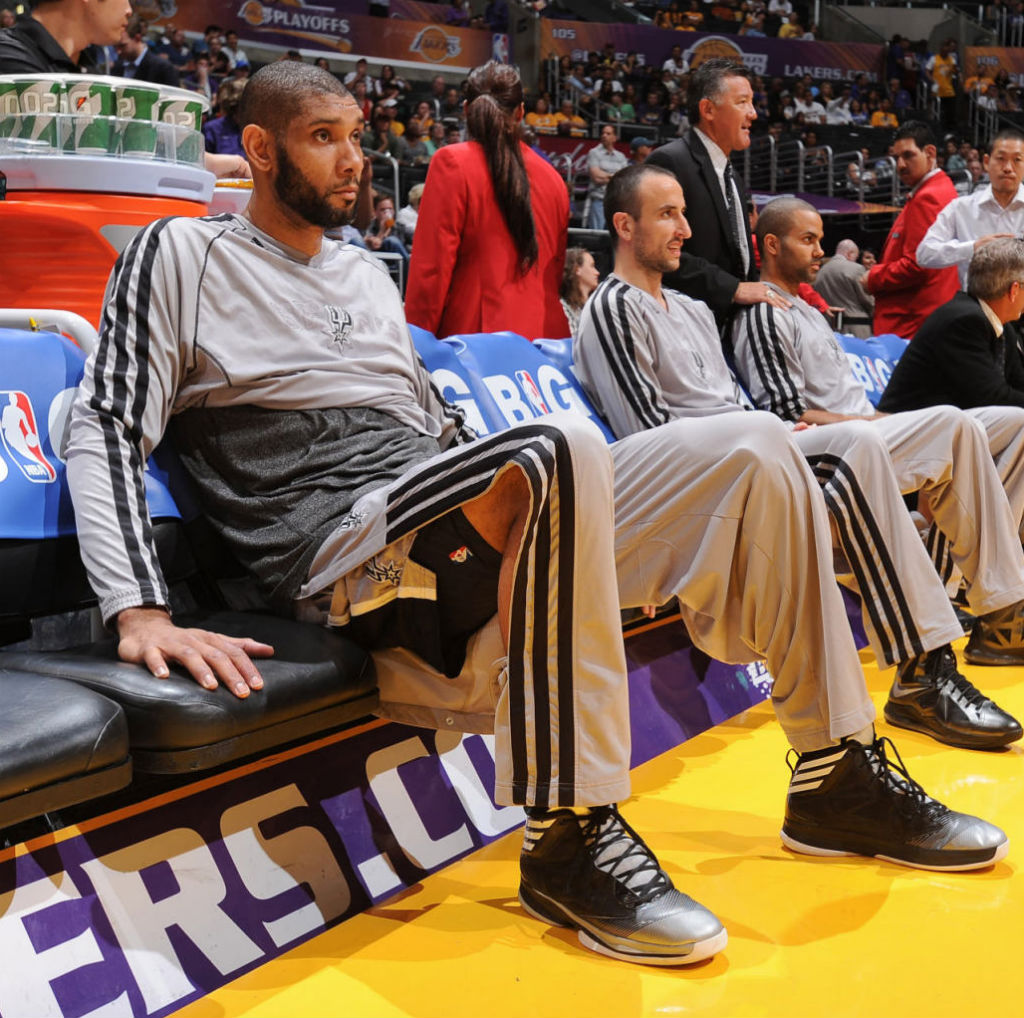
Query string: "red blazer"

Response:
xmin=405 ymin=140 xmax=570 ymax=340
xmin=865 ymin=170 xmax=960 ymax=339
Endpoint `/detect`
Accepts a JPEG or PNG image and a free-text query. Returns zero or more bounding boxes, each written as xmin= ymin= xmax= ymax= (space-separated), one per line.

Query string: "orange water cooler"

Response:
xmin=0 ymin=156 xmax=214 ymax=330
xmin=0 ymin=74 xmax=216 ymax=329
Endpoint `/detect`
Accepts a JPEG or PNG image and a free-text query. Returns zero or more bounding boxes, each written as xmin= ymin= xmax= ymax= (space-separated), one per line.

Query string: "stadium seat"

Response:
xmin=0 ymin=669 xmax=131 ymax=828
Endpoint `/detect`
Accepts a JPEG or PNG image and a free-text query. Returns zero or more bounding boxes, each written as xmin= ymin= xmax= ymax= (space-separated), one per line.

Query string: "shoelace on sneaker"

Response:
xmin=930 ymin=649 xmax=991 ymax=712
xmin=849 ymin=736 xmax=955 ymax=830
xmin=581 ymin=805 xmax=672 ymax=906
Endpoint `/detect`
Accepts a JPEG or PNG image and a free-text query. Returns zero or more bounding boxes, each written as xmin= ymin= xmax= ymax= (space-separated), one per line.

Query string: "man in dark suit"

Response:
xmin=880 ymin=237 xmax=1024 ymax=412
xmin=111 ymin=13 xmax=180 ymax=87
xmin=647 ymin=57 xmax=789 ymax=325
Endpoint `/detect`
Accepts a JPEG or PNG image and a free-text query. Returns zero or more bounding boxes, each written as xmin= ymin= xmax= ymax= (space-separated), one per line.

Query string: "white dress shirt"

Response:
xmin=694 ymin=127 xmax=750 ymax=273
xmin=917 ymin=183 xmax=1024 ymax=287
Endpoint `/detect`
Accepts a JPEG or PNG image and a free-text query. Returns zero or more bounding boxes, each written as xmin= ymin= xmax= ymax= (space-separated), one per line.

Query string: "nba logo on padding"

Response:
xmin=0 ymin=390 xmax=56 ymax=483
xmin=514 ymin=370 xmax=550 ymax=415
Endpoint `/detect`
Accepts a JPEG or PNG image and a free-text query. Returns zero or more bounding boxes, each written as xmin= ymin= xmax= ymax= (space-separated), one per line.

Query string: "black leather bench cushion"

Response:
xmin=0 ymin=670 xmax=129 ymax=800
xmin=0 ymin=611 xmax=377 ymax=772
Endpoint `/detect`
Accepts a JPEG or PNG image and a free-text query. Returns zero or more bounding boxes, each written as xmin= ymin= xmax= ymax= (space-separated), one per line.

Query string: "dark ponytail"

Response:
xmin=464 ymin=61 xmax=538 ymax=274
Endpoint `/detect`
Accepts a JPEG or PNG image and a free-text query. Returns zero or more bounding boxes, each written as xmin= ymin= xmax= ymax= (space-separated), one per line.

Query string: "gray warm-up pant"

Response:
xmin=339 ymin=411 xmax=876 ymax=810
xmin=863 ymin=406 xmax=1024 ymax=616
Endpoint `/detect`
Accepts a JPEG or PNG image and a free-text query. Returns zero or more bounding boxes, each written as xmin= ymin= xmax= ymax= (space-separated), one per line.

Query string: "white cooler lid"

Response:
xmin=0 ymin=154 xmax=214 ymax=203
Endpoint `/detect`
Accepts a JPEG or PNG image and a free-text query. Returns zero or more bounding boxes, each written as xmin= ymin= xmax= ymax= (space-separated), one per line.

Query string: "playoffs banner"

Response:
xmin=540 ymin=21 xmax=884 ymax=84
xmin=136 ymin=0 xmax=500 ymax=71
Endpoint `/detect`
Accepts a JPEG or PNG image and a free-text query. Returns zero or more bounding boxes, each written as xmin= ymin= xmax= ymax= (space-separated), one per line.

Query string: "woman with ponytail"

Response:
xmin=405 ymin=61 xmax=571 ymax=340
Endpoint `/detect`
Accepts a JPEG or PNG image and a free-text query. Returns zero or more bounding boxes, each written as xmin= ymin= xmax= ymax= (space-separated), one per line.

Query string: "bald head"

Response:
xmin=755 ymin=196 xmax=817 ymax=251
xmin=239 ymin=62 xmax=351 ymax=142
xmin=835 ymin=238 xmax=859 ymax=260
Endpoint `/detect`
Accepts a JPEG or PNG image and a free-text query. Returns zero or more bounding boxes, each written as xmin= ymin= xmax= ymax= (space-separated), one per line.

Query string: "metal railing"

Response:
xmin=991 ymin=5 xmax=1024 ymax=46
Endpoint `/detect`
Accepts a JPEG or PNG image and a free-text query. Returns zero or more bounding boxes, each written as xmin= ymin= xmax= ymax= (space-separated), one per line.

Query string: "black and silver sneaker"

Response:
xmin=519 ymin=805 xmax=727 ymax=965
xmin=883 ymin=645 xmax=1022 ymax=750
xmin=781 ymin=736 xmax=1009 ymax=871
xmin=966 ymin=600 xmax=1024 ymax=665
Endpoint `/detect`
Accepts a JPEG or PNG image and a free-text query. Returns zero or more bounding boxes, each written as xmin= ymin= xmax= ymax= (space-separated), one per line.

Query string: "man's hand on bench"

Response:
xmin=116 ymin=607 xmax=274 ymax=698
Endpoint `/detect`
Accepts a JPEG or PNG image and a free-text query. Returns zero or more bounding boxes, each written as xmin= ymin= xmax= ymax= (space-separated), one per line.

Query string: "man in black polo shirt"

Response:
xmin=0 ymin=0 xmax=131 ymax=73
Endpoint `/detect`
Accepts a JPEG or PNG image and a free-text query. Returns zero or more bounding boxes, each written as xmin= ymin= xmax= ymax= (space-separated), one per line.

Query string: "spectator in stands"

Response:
xmin=663 ymin=43 xmax=688 ymax=77
xmin=378 ymin=64 xmax=410 ymax=99
xmin=406 ymin=61 xmax=569 ymax=339
xmin=206 ymin=34 xmax=231 ymax=79
xmin=444 ymin=121 xmax=462 ymax=146
xmin=425 ymin=120 xmax=447 ymax=155
xmin=395 ymin=182 xmax=424 ymax=246
xmin=665 ymin=90 xmax=688 ymax=136
xmin=554 ymin=98 xmax=587 ymax=138
xmin=203 ymin=77 xmax=246 ymax=159
xmin=191 ymin=23 xmax=222 ymax=58
xmin=945 ymin=138 xmax=967 ymax=173
xmin=525 ymin=96 xmax=557 ymax=134
xmin=559 ymin=246 xmax=599 ymax=338
xmin=344 ymin=58 xmax=374 ymax=93
xmin=848 ymin=98 xmax=868 ymax=125
xmin=630 ymin=136 xmax=654 ymax=163
xmin=968 ymin=152 xmax=988 ymax=188
xmin=681 ymin=0 xmax=704 ymax=28
xmin=647 ymin=58 xmax=789 ymax=325
xmin=423 ymin=74 xmax=446 ymax=121
xmin=863 ymin=121 xmax=960 ymax=339
xmin=222 ymin=29 xmax=247 ymax=70
xmin=978 ymin=81 xmax=999 ymax=113
xmin=411 ymin=99 xmax=435 ymax=134
xmin=401 ymin=120 xmax=431 ymax=164
xmin=927 ymin=37 xmax=959 ymax=128
xmin=741 ymin=10 xmax=767 ymax=36
xmin=813 ymin=239 xmax=875 ymax=337
xmin=154 ymin=25 xmax=190 ymax=68
xmin=792 ymin=83 xmax=825 ymax=124
xmin=637 ymin=89 xmax=666 ymax=129
xmin=888 ymin=76 xmax=912 ymax=112
xmin=870 ymin=97 xmax=899 ymax=129
xmin=582 ymin=166 xmax=1023 ymax=755
xmin=617 ymin=88 xmax=637 ymax=122
xmin=362 ymin=107 xmax=404 ymax=160
xmin=0 ymin=8 xmax=14 ymax=28
xmin=363 ymin=192 xmax=410 ymax=265
xmin=918 ymin=127 xmax=1024 ymax=288
xmin=565 ymin=61 xmax=592 ymax=96
xmin=183 ymin=53 xmax=217 ymax=103
xmin=880 ymin=238 xmax=1024 ymax=413
xmin=777 ymin=17 xmax=803 ymax=38
xmin=111 ymin=14 xmax=180 ymax=86
xmin=440 ymin=85 xmax=462 ymax=121
xmin=825 ymin=84 xmax=852 ymax=125
xmin=351 ymin=79 xmax=373 ymax=123
xmin=586 ymin=124 xmax=629 ymax=230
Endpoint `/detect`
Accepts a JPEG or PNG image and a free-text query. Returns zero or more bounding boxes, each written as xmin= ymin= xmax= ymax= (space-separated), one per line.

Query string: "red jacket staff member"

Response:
xmin=864 ymin=121 xmax=960 ymax=339
xmin=405 ymin=62 xmax=570 ymax=340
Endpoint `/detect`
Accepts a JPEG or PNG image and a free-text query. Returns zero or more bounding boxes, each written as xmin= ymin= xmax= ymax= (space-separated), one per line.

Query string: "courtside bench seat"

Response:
xmin=0 ymin=669 xmax=131 ymax=827
xmin=0 ymin=612 xmax=377 ymax=774
xmin=0 ymin=324 xmax=378 ymax=790
xmin=0 ymin=320 xmax=905 ymax=821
